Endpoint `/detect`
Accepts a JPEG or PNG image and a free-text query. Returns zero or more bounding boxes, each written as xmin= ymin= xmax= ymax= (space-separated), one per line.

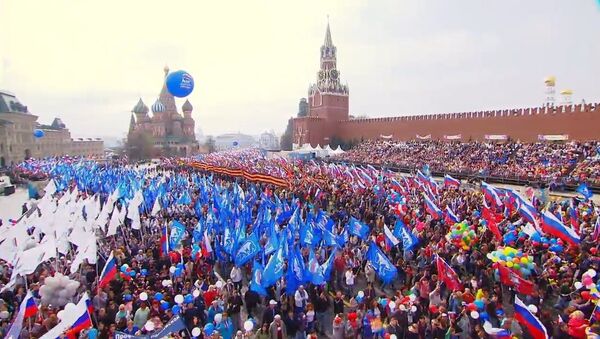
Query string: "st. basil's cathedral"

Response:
xmin=128 ymin=66 xmax=199 ymax=156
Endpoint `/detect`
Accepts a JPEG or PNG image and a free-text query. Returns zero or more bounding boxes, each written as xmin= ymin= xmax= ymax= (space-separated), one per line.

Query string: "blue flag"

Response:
xmin=306 ymin=249 xmax=324 ymax=285
xmin=169 ymin=220 xmax=186 ymax=250
xmin=397 ymin=220 xmax=418 ymax=252
xmin=300 ymin=222 xmax=317 ymax=247
xmin=223 ymin=225 xmax=235 ymax=255
xmin=262 ymin=239 xmax=286 ymax=287
xmin=234 ymin=233 xmax=260 ymax=267
xmin=264 ymin=229 xmax=280 ymax=256
xmin=286 ymin=247 xmax=305 ymax=294
xmin=321 ymin=228 xmax=338 ymax=247
xmin=366 ymin=242 xmax=398 ymax=284
xmin=250 ymin=261 xmax=267 ymax=296
xmin=576 ymin=183 xmax=593 ymax=201
xmin=347 ymin=217 xmax=370 ymax=239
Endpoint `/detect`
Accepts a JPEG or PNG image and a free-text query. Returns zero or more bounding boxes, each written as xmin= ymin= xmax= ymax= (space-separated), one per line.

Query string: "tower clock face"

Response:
xmin=330 ymin=69 xmax=338 ymax=80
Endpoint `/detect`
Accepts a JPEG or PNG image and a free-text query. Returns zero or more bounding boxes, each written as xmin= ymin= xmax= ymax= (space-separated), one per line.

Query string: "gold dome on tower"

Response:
xmin=544 ymin=76 xmax=556 ymax=86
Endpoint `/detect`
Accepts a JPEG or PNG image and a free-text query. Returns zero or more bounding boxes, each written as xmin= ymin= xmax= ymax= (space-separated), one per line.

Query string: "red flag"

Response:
xmin=482 ymin=200 xmax=502 ymax=241
xmin=436 ymin=256 xmax=462 ymax=291
xmin=496 ymin=263 xmax=535 ymax=295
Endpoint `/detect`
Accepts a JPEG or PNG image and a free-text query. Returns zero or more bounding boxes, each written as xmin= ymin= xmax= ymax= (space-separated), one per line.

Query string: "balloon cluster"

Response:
xmin=39 ymin=273 xmax=80 ymax=307
xmin=527 ymin=231 xmax=564 ymax=252
xmin=119 ymin=264 xmax=140 ymax=280
xmin=465 ymin=289 xmax=497 ymax=320
xmin=575 ymin=269 xmax=600 ymax=301
xmin=169 ymin=263 xmax=185 ymax=278
xmin=487 ymin=246 xmax=535 ymax=277
xmin=446 ymin=221 xmax=477 ymax=250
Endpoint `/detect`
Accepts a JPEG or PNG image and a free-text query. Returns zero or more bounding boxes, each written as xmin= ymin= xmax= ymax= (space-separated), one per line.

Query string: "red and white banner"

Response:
xmin=484 ymin=134 xmax=508 ymax=140
xmin=380 ymin=134 xmax=393 ymax=139
xmin=538 ymin=134 xmax=568 ymax=141
xmin=416 ymin=134 xmax=431 ymax=140
xmin=443 ymin=134 xmax=462 ymax=140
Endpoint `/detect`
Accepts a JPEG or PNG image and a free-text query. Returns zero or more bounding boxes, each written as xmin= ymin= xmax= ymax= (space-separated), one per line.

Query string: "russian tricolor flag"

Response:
xmin=161 ymin=224 xmax=170 ymax=256
xmin=482 ymin=182 xmax=503 ymax=206
xmin=65 ymin=306 xmax=93 ymax=339
xmin=98 ymin=251 xmax=117 ymax=289
xmin=383 ymin=224 xmax=400 ymax=251
xmin=444 ymin=174 xmax=460 ymax=188
xmin=24 ymin=293 xmax=38 ymax=318
xmin=444 ymin=205 xmax=460 ymax=224
xmin=540 ymin=210 xmax=580 ymax=246
xmin=423 ymin=194 xmax=443 ymax=220
xmin=514 ymin=296 xmax=548 ymax=339
xmin=517 ymin=199 xmax=539 ymax=228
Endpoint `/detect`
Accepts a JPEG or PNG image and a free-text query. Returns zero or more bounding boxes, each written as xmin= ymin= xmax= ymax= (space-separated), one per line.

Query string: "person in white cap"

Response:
xmin=269 ymin=314 xmax=287 ymax=339
xmin=262 ymin=300 xmax=278 ymax=326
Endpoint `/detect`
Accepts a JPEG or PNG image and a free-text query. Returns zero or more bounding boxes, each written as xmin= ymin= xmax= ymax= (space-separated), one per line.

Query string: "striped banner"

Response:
xmin=189 ymin=161 xmax=289 ymax=187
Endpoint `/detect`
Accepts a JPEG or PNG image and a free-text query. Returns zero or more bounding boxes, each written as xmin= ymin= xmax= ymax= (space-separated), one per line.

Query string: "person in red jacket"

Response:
xmin=567 ymin=310 xmax=589 ymax=339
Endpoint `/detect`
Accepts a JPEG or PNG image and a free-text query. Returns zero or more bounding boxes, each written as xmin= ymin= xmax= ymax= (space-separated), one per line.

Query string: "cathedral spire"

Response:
xmin=128 ymin=113 xmax=136 ymax=133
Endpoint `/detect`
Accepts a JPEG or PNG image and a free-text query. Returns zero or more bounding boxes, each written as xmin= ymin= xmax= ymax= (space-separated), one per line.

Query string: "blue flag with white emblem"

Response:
xmin=262 ymin=237 xmax=286 ymax=287
xmin=397 ymin=220 xmax=419 ymax=252
xmin=366 ymin=242 xmax=398 ymax=284
xmin=347 ymin=217 xmax=370 ymax=239
xmin=234 ymin=233 xmax=260 ymax=267
xmin=250 ymin=261 xmax=267 ymax=296
xmin=576 ymin=183 xmax=593 ymax=201
xmin=286 ymin=246 xmax=305 ymax=294
xmin=169 ymin=220 xmax=186 ymax=250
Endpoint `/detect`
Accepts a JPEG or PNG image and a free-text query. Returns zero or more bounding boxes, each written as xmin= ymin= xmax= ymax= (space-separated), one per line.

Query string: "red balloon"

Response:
xmin=582 ymin=291 xmax=591 ymax=300
xmin=467 ymin=303 xmax=477 ymax=311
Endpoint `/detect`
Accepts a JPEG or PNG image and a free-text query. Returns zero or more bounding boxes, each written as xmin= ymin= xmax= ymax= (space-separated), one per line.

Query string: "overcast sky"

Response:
xmin=1 ymin=0 xmax=599 ymax=138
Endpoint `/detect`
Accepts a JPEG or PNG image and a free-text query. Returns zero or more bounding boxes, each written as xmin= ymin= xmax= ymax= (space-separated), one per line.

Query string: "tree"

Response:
xmin=204 ymin=136 xmax=216 ymax=153
xmin=280 ymin=118 xmax=293 ymax=151
xmin=126 ymin=131 xmax=156 ymax=160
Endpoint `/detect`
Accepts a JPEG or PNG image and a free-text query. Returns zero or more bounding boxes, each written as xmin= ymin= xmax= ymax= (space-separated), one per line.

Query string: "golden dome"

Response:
xmin=544 ymin=76 xmax=556 ymax=86
xmin=560 ymin=89 xmax=573 ymax=95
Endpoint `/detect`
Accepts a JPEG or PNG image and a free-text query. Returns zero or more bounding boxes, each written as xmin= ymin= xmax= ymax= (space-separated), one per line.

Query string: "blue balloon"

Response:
xmin=474 ymin=300 xmax=485 ymax=310
xmin=129 ymin=271 xmax=136 ymax=277
xmin=120 ymin=265 xmax=128 ymax=273
xmin=204 ymin=323 xmax=215 ymax=336
xmin=123 ymin=294 xmax=132 ymax=302
xmin=140 ymin=269 xmax=148 ymax=276
xmin=154 ymin=292 xmax=164 ymax=301
xmin=184 ymin=294 xmax=193 ymax=304
xmin=161 ymin=301 xmax=170 ymax=310
xmin=176 ymin=263 xmax=184 ymax=270
xmin=166 ymin=70 xmax=194 ymax=97
xmin=172 ymin=305 xmax=181 ymax=314
xmin=33 ymin=129 xmax=45 ymax=138
xmin=480 ymin=311 xmax=490 ymax=321
xmin=174 ymin=268 xmax=183 ymax=277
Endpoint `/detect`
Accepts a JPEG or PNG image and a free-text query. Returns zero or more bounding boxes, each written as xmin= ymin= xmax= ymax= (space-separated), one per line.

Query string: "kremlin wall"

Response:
xmin=292 ymin=24 xmax=600 ymax=147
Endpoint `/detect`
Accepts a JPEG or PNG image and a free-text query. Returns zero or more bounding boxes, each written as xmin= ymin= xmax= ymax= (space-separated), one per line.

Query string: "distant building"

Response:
xmin=0 ymin=90 xmax=104 ymax=167
xmin=128 ymin=66 xmax=199 ymax=156
xmin=290 ymin=21 xmax=600 ymax=145
xmin=297 ymin=98 xmax=308 ymax=117
xmin=259 ymin=131 xmax=280 ymax=150
xmin=215 ymin=133 xmax=256 ymax=151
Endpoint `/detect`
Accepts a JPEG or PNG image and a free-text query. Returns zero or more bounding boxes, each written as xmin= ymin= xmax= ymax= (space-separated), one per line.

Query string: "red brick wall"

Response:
xmin=308 ymin=93 xmax=349 ymax=122
xmin=336 ymin=104 xmax=600 ymax=143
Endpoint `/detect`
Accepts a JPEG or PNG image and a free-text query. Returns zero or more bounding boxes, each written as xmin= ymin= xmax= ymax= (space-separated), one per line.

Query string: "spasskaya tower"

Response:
xmin=292 ymin=21 xmax=349 ymax=147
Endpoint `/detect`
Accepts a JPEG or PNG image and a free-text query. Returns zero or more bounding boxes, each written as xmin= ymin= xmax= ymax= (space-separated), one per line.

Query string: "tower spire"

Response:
xmin=324 ymin=17 xmax=333 ymax=48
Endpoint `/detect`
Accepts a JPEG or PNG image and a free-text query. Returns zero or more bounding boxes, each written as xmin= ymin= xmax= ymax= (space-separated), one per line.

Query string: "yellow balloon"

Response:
xmin=506 ymin=262 xmax=514 ymax=268
xmin=521 ymin=258 xmax=529 ymax=264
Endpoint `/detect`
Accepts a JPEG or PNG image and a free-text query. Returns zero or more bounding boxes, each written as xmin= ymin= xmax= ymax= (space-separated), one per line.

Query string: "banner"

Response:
xmin=416 ymin=134 xmax=431 ymax=140
xmin=115 ymin=315 xmax=186 ymax=339
xmin=189 ymin=162 xmax=289 ymax=187
xmin=538 ymin=134 xmax=568 ymax=141
xmin=484 ymin=134 xmax=508 ymax=140
xmin=443 ymin=134 xmax=462 ymax=140
xmin=379 ymin=134 xmax=393 ymax=139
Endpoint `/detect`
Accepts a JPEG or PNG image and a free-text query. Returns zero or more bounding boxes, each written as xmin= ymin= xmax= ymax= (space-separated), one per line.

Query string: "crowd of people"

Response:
xmin=0 ymin=148 xmax=599 ymax=339
xmin=336 ymin=140 xmax=600 ymax=187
